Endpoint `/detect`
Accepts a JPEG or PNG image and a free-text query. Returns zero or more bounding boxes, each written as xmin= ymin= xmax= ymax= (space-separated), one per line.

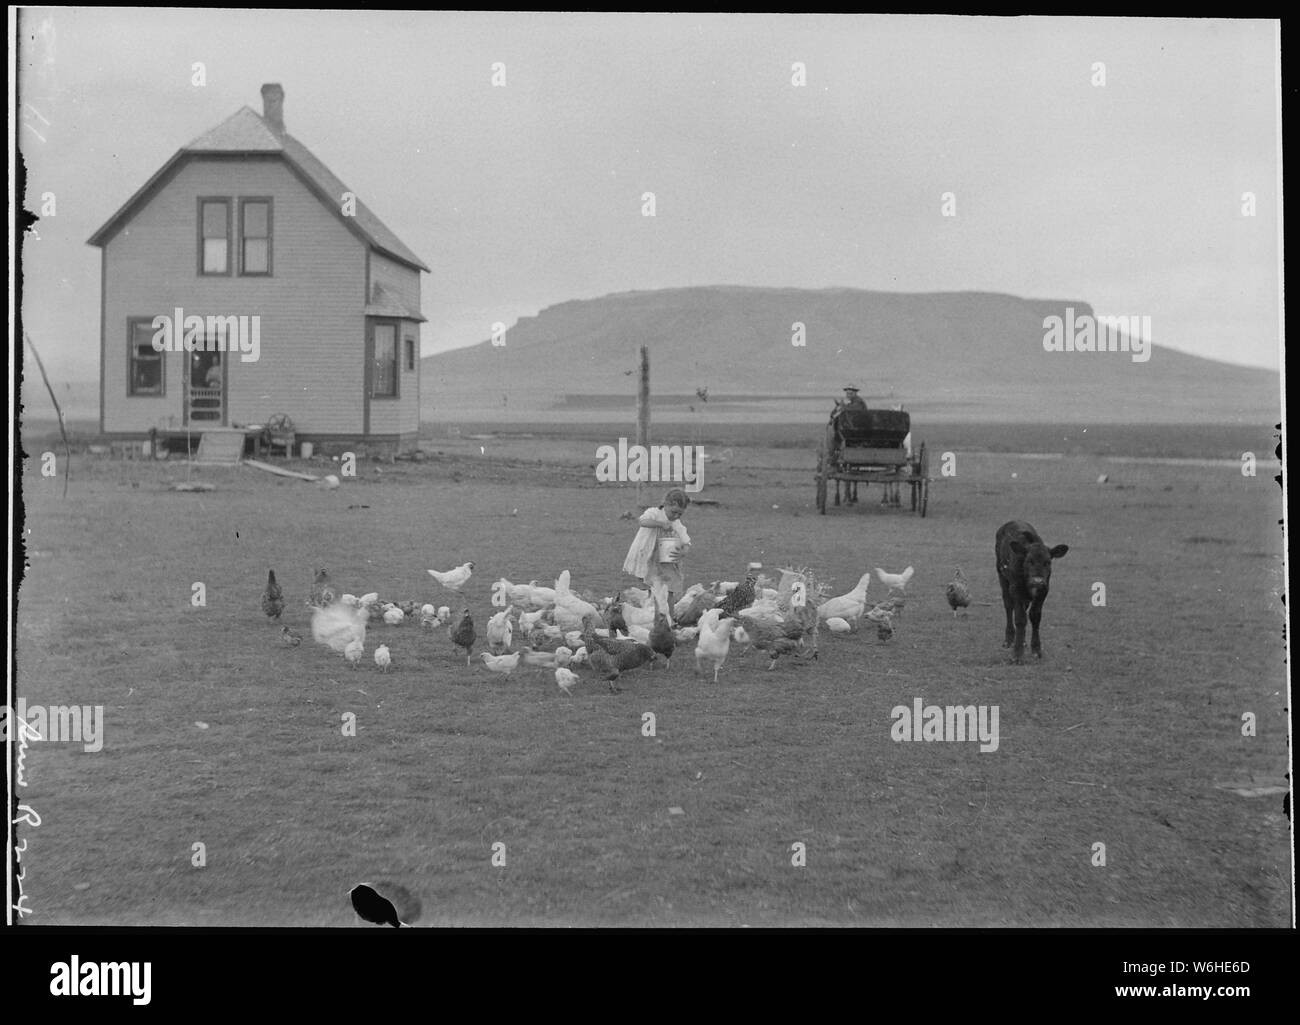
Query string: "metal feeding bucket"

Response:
xmin=657 ymin=537 xmax=681 ymax=563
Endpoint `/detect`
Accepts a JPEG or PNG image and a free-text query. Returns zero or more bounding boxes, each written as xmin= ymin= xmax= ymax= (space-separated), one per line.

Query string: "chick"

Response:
xmin=280 ymin=625 xmax=302 ymax=646
xmin=261 ymin=569 xmax=285 ymax=620
xmin=555 ymin=666 xmax=580 ymax=696
xmin=344 ymin=638 xmax=365 ymax=668
xmin=374 ymin=644 xmax=391 ymax=673
xmin=382 ymin=606 xmax=405 ymax=626
xmin=449 ymin=609 xmax=476 ymax=665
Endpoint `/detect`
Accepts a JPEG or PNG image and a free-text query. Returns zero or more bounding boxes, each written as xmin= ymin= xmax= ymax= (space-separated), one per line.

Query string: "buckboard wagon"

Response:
xmin=815 ymin=408 xmax=929 ymax=516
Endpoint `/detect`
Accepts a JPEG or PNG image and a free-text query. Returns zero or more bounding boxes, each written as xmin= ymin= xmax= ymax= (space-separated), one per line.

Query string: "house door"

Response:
xmin=363 ymin=319 xmax=399 ymax=436
xmin=185 ymin=351 xmax=225 ymax=425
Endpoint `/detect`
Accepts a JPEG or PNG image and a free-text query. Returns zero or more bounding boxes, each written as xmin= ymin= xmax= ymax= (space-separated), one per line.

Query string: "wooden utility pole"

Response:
xmin=636 ymin=345 xmax=650 ymax=505
xmin=23 ymin=332 xmax=71 ymax=499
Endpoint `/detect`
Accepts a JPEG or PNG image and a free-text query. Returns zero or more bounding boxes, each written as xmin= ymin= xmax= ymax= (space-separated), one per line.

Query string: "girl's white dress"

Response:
xmin=623 ymin=507 xmax=691 ymax=602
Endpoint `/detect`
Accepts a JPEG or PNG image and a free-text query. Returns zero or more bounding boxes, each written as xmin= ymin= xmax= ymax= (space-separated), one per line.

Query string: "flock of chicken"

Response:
xmin=260 ymin=560 xmax=977 ymax=695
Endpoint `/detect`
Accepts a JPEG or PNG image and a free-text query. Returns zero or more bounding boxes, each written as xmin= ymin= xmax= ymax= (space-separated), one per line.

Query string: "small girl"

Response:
xmin=623 ymin=488 xmax=692 ymax=623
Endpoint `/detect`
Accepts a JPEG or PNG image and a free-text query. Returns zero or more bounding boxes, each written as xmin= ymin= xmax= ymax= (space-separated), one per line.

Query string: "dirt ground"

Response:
xmin=11 ymin=428 xmax=1291 ymax=926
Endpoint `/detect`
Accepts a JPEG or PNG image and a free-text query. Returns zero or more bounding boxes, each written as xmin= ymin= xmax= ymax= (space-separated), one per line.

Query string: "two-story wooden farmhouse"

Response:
xmin=88 ymin=83 xmax=429 ymax=454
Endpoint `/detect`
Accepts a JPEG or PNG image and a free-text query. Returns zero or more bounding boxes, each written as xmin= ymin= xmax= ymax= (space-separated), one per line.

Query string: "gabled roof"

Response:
xmin=87 ymin=106 xmax=430 ymax=274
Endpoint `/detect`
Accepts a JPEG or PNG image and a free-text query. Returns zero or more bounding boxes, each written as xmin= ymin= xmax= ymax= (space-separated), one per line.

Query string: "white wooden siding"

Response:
xmin=101 ymin=158 xmax=369 ymax=435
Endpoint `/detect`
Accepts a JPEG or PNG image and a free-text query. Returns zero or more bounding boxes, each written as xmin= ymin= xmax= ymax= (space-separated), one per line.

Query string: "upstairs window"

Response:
xmin=240 ymin=198 xmax=272 ymax=275
xmin=199 ymin=198 xmax=230 ymax=275
xmin=128 ymin=319 xmax=165 ymax=396
xmin=404 ymin=337 xmax=416 ymax=371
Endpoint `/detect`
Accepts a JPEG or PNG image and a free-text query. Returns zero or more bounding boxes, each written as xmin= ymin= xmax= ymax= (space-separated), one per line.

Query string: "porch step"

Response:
xmin=194 ymin=430 xmax=245 ymax=466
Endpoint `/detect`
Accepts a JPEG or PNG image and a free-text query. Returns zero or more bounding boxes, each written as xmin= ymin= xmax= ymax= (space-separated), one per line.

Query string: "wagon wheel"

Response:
xmin=918 ymin=442 xmax=930 ymax=518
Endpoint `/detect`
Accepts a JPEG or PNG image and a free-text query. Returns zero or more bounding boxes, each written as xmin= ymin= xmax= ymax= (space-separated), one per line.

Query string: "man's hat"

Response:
xmin=843 ymin=386 xmax=860 ymax=393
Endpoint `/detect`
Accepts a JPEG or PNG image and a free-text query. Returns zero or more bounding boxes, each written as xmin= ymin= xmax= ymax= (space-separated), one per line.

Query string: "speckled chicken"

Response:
xmin=309 ymin=568 xmax=337 ymax=608
xmin=449 ymin=608 xmax=476 ymax=665
xmin=261 ymin=569 xmax=285 ymax=620
xmin=716 ymin=569 xmax=759 ymax=619
xmin=945 ymin=567 xmax=971 ymax=617
xmin=648 ymin=602 xmax=676 ymax=668
xmin=585 ymin=641 xmax=659 ymax=693
xmin=579 ymin=613 xmax=644 ymax=660
xmin=607 ymin=602 xmax=630 ymax=637
xmin=737 ymin=612 xmax=809 ymax=670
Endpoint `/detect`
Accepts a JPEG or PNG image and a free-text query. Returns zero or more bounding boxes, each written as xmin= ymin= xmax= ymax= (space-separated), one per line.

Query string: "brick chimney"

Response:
xmin=261 ymin=83 xmax=285 ymax=135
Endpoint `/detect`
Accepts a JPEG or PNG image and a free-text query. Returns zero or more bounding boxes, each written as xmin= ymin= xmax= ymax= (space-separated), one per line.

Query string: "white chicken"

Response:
xmin=875 ymin=566 xmax=915 ymax=593
xmin=428 ymin=562 xmax=474 ymax=591
xmin=479 ymin=651 xmax=521 ymax=678
xmin=620 ymin=602 xmax=657 ymax=630
xmin=551 ymin=569 xmax=600 ymax=630
xmin=672 ymin=584 xmax=706 ymax=619
xmin=519 ymin=608 xmax=550 ymax=633
xmin=521 ymin=646 xmax=573 ymax=670
xmin=486 ymin=607 xmax=514 ymax=654
xmin=570 ymin=646 xmax=590 ymax=666
xmin=694 ymin=608 xmax=736 ymax=684
xmin=495 ymin=578 xmax=556 ymax=608
xmin=311 ymin=602 xmax=370 ymax=653
xmin=816 ymin=572 xmax=873 ymax=626
xmin=825 ymin=617 xmax=853 ymax=634
xmin=373 ymin=644 xmax=391 ymax=673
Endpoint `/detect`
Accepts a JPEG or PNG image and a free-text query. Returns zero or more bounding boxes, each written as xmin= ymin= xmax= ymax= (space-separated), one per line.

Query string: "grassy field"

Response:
xmin=13 ymin=428 xmax=1291 ymax=926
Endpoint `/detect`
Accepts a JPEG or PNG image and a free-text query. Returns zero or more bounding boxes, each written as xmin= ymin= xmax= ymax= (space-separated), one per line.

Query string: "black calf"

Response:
xmin=995 ymin=520 xmax=1069 ymax=664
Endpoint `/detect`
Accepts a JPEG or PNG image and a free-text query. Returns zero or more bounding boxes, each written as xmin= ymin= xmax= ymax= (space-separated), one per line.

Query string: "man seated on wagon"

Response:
xmin=836 ymin=386 xmax=868 ymax=415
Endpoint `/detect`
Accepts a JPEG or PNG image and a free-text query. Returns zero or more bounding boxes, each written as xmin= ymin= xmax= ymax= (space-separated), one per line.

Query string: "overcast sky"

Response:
xmin=16 ymin=10 xmax=1282 ymax=381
